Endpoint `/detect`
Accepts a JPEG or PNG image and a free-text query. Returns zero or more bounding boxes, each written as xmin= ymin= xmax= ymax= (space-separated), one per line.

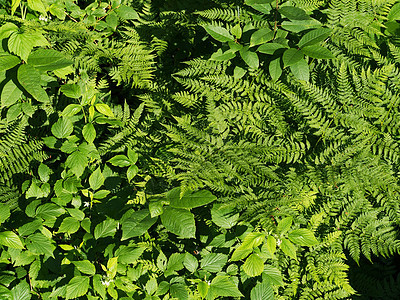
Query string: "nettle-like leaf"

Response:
xmin=160 ymin=207 xmax=195 ymax=238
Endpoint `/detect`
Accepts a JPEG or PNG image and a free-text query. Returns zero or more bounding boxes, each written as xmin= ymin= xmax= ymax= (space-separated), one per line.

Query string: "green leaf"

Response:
xmin=209 ymin=276 xmax=243 ymax=299
xmin=250 ymin=281 xmax=274 ymax=300
xmin=279 ymin=6 xmax=311 ymax=20
xmin=67 ymin=208 xmax=85 ymax=221
xmin=263 ymin=265 xmax=284 ymax=286
xmin=38 ymin=163 xmax=51 ymax=182
xmin=94 ymin=218 xmax=118 ymax=239
xmin=161 ymin=207 xmax=195 ymax=238
xmin=265 ymin=236 xmax=276 ymax=256
xmin=240 ymin=46 xmax=259 ymax=69
xmin=269 ymin=57 xmax=282 ymax=81
xmin=203 ymin=25 xmax=235 ymax=42
xmin=0 ymin=231 xmax=24 ymax=249
xmin=170 ymin=283 xmax=188 ymax=300
xmin=231 ymin=232 xmax=265 ymax=261
xmin=210 ymin=48 xmax=236 ymax=61
xmin=298 ymin=28 xmax=332 ymax=48
xmin=0 ymin=53 xmax=20 ymax=71
xmin=51 ymin=118 xmax=74 ymax=139
xmin=115 ymin=246 xmax=145 ymax=264
xmin=183 ymin=253 xmax=198 ymax=273
xmin=257 ymin=42 xmax=288 ymax=55
xmin=89 ymin=167 xmax=104 ymax=190
xmin=93 ymin=190 xmax=110 ymax=199
xmin=165 ymin=253 xmax=185 ymax=276
xmin=60 ymin=84 xmax=82 ymax=99
xmin=11 ymin=281 xmax=31 ymax=300
xmin=388 ymin=3 xmax=400 ymax=21
xmin=82 ymin=123 xmax=96 ymax=143
xmin=282 ymin=48 xmax=303 ymax=68
xmin=58 ymin=217 xmax=80 ymax=234
xmin=26 ymin=233 xmax=55 ymax=257
xmin=115 ymin=5 xmax=139 ymax=20
xmin=0 ymin=204 xmax=11 ymax=225
xmin=66 ymin=276 xmax=90 ymax=299
xmin=197 ymin=282 xmax=209 ymax=298
xmin=234 ymin=66 xmax=247 ymax=80
xmin=281 ymin=19 xmax=321 ymax=33
xmin=127 ymin=148 xmax=138 ymax=163
xmin=0 ymin=22 xmax=18 ymax=39
xmin=36 ymin=203 xmax=65 ymax=219
xmin=27 ymin=0 xmax=46 ymax=14
xmin=108 ymin=155 xmax=131 ymax=167
xmin=290 ymin=58 xmax=309 ymax=81
xmin=245 ymin=0 xmax=274 ymax=14
xmin=168 ymin=188 xmax=217 ymax=209
xmin=28 ymin=48 xmax=73 ymax=71
xmin=231 ymin=23 xmax=242 ymax=39
xmin=66 ymin=150 xmax=88 ymax=178
xmin=250 ymin=28 xmax=274 ymax=47
xmin=211 ymin=204 xmax=239 ymax=229
xmin=127 ymin=165 xmax=139 ymax=182
xmin=277 ymin=217 xmax=293 ymax=234
xmin=73 ymin=260 xmax=96 ymax=275
xmin=95 ymin=103 xmax=114 ymax=117
xmin=121 ymin=209 xmax=157 ymax=240
xmin=301 ymin=45 xmax=335 ymax=59
xmin=1 ymin=79 xmax=22 ymax=107
xmin=93 ymin=274 xmax=106 ymax=299
xmin=288 ymin=228 xmax=319 ymax=246
xmin=280 ymin=238 xmax=297 ymax=260
xmin=244 ymin=254 xmax=264 ymax=277
xmin=17 ymin=64 xmax=49 ymax=103
xmin=200 ymin=253 xmax=228 ymax=273
xmin=149 ymin=200 xmax=163 ymax=218
xmin=8 ymin=32 xmax=34 ymax=61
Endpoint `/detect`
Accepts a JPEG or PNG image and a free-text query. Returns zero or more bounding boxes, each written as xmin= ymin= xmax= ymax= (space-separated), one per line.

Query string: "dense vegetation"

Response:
xmin=1 ymin=0 xmax=400 ymax=298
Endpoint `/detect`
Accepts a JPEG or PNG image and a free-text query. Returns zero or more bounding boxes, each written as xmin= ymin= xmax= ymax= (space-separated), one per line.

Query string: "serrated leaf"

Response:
xmin=108 ymin=155 xmax=131 ymax=167
xmin=95 ymin=103 xmax=114 ymax=117
xmin=94 ymin=218 xmax=118 ymax=239
xmin=127 ymin=165 xmax=139 ymax=182
xmin=197 ymin=281 xmax=209 ymax=298
xmin=66 ymin=150 xmax=88 ymax=178
xmin=26 ymin=233 xmax=55 ymax=257
xmin=38 ymin=163 xmax=51 ymax=182
xmin=51 ymin=117 xmax=73 ymax=139
xmin=298 ymin=28 xmax=332 ymax=48
xmin=121 ymin=209 xmax=157 ymax=240
xmin=209 ymin=276 xmax=243 ymax=298
xmin=17 ymin=64 xmax=49 ymax=103
xmin=8 ymin=32 xmax=34 ymax=61
xmin=58 ymin=217 xmax=80 ymax=234
xmin=183 ymin=253 xmax=198 ymax=273
xmin=115 ymin=246 xmax=145 ymax=264
xmin=203 ymin=25 xmax=234 ymax=42
xmin=250 ymin=281 xmax=274 ymax=300
xmin=263 ymin=265 xmax=284 ymax=286
xmin=280 ymin=238 xmax=297 ymax=260
xmin=288 ymin=228 xmax=319 ymax=246
xmin=200 ymin=253 xmax=228 ymax=273
xmin=0 ymin=53 xmax=20 ymax=72
xmin=60 ymin=84 xmax=81 ymax=99
xmin=36 ymin=203 xmax=65 ymax=219
xmin=282 ymin=48 xmax=303 ymax=68
xmin=1 ymin=79 xmax=22 ymax=107
xmin=277 ymin=217 xmax=293 ymax=234
xmin=93 ymin=274 xmax=106 ymax=299
xmin=269 ymin=57 xmax=282 ymax=81
xmin=244 ymin=254 xmax=264 ymax=277
xmin=211 ymin=204 xmax=239 ymax=229
xmin=0 ymin=204 xmax=11 ymax=225
xmin=149 ymin=200 xmax=164 ymax=218
xmin=0 ymin=231 xmax=24 ymax=249
xmin=301 ymin=45 xmax=334 ymax=59
xmin=89 ymin=167 xmax=104 ymax=190
xmin=290 ymin=58 xmax=309 ymax=81
xmin=115 ymin=5 xmax=139 ymax=20
xmin=279 ymin=6 xmax=311 ymax=20
xmin=66 ymin=276 xmax=89 ymax=299
xmin=250 ymin=28 xmax=274 ymax=47
xmin=168 ymin=188 xmax=217 ymax=209
xmin=161 ymin=207 xmax=195 ymax=238
xmin=73 ymin=260 xmax=96 ymax=275
xmin=240 ymin=46 xmax=259 ymax=69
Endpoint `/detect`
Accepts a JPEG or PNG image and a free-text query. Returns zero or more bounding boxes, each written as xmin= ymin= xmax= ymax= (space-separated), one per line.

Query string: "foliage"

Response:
xmin=1 ymin=0 xmax=400 ymax=299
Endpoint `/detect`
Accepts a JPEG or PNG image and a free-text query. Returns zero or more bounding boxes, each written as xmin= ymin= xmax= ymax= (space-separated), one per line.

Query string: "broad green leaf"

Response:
xmin=8 ymin=32 xmax=34 ymax=61
xmin=66 ymin=150 xmax=88 ymax=178
xmin=93 ymin=190 xmax=110 ymax=199
xmin=210 ymin=48 xmax=236 ymax=61
xmin=58 ymin=217 xmax=80 ymax=234
xmin=280 ymin=238 xmax=297 ymax=260
xmin=0 ymin=53 xmax=20 ymax=71
xmin=67 ymin=208 xmax=85 ymax=220
xmin=203 ymin=25 xmax=235 ymax=42
xmin=27 ymin=0 xmax=46 ymax=14
xmin=82 ymin=123 xmax=96 ymax=143
xmin=51 ymin=118 xmax=73 ymax=139
xmin=197 ymin=282 xmax=209 ymax=298
xmin=277 ymin=217 xmax=293 ymax=234
xmin=298 ymin=28 xmax=332 ymax=48
xmin=301 ymin=45 xmax=335 ymax=59
xmin=0 ymin=231 xmax=24 ymax=249
xmin=258 ymin=42 xmax=288 ymax=54
xmin=107 ymin=256 xmax=118 ymax=278
xmin=234 ymin=66 xmax=247 ymax=80
xmin=145 ymin=277 xmax=158 ymax=296
xmin=95 ymin=103 xmax=114 ymax=117
xmin=93 ymin=275 xmax=106 ymax=299
xmin=149 ymin=200 xmax=163 ymax=218
xmin=66 ymin=276 xmax=90 ymax=299
xmin=279 ymin=6 xmax=311 ymax=20
xmin=62 ymin=104 xmax=81 ymax=118
xmin=60 ymin=84 xmax=82 ymax=99
xmin=89 ymin=167 xmax=104 ymax=190
xmin=127 ymin=148 xmax=138 ymax=163
xmin=26 ymin=233 xmax=55 ymax=257
xmin=0 ymin=204 xmax=11 ymax=224
xmin=165 ymin=253 xmax=185 ymax=276
xmin=36 ymin=203 xmax=65 ymax=219
xmin=245 ymin=0 xmax=274 ymax=14
xmin=183 ymin=253 xmax=198 ymax=273
xmin=17 ymin=64 xmax=49 ymax=103
xmin=121 ymin=209 xmax=157 ymax=240
xmin=281 ymin=20 xmax=321 ymax=33
xmin=269 ymin=57 xmax=282 ymax=81
xmin=94 ymin=218 xmax=118 ymax=239
xmin=115 ymin=5 xmax=139 ymax=20
xmin=168 ymin=188 xmax=217 ymax=209
xmin=50 ymin=2 xmax=66 ymax=20
xmin=200 ymin=253 xmax=228 ymax=273
xmin=0 ymin=23 xmax=18 ymax=39
xmin=388 ymin=3 xmax=400 ymax=21
xmin=73 ymin=260 xmax=96 ymax=275
xmin=38 ymin=163 xmax=51 ymax=182
xmin=240 ymin=46 xmax=259 ymax=69
xmin=263 ymin=265 xmax=284 ymax=286
xmin=288 ymin=228 xmax=319 ymax=246
xmin=108 ymin=155 xmax=131 ymax=167
xmin=266 ymin=235 xmax=276 ymax=256
xmin=231 ymin=23 xmax=242 ymax=39
xmin=282 ymin=48 xmax=303 ymax=68
xmin=250 ymin=28 xmax=274 ymax=47
xmin=244 ymin=254 xmax=264 ymax=277
xmin=231 ymin=232 xmax=265 ymax=261
xmin=209 ymin=276 xmax=243 ymax=299
xmin=170 ymin=283 xmax=188 ymax=300
xmin=1 ymin=79 xmax=22 ymax=107
xmin=115 ymin=246 xmax=145 ymax=264
xmin=6 ymin=103 xmax=22 ymax=121
xmin=211 ymin=204 xmax=239 ymax=229
xmin=290 ymin=58 xmax=309 ymax=81
xmin=250 ymin=281 xmax=274 ymax=300
xmin=11 ymin=281 xmax=31 ymax=300
xmin=161 ymin=207 xmax=195 ymax=238
xmin=127 ymin=165 xmax=139 ymax=182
